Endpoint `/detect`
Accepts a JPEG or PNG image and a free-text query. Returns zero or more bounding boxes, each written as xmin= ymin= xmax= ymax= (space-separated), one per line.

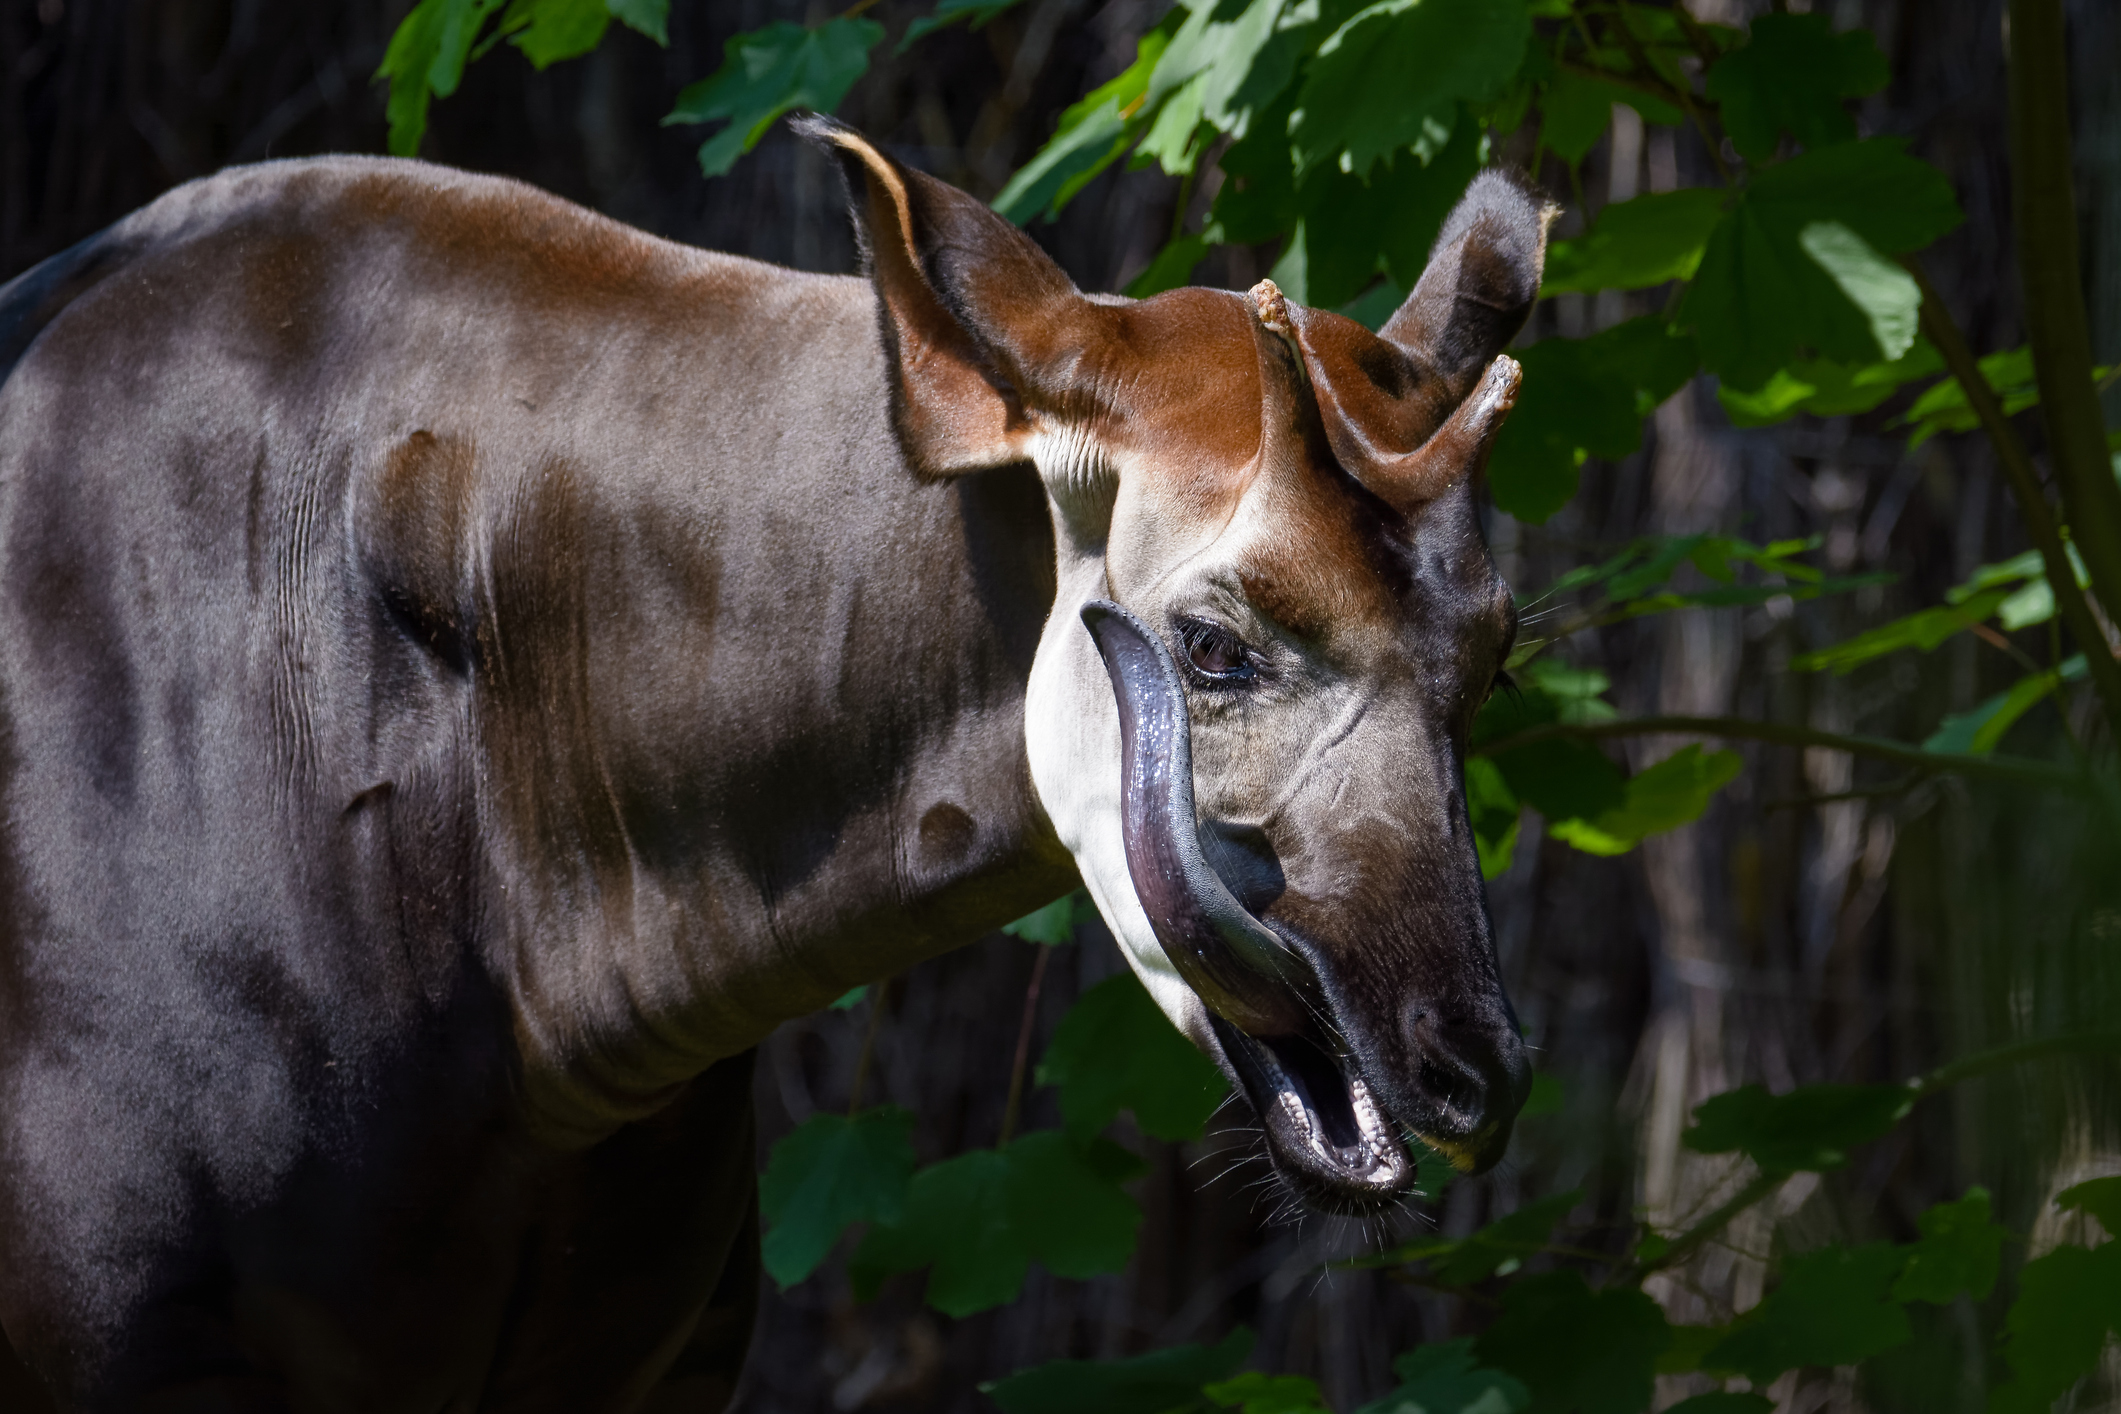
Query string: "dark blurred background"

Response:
xmin=3 ymin=2 xmax=2119 ymax=1410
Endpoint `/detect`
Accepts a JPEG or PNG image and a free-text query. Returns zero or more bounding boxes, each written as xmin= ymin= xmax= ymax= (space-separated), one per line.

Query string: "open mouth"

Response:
xmin=1209 ymin=1015 xmax=1413 ymax=1203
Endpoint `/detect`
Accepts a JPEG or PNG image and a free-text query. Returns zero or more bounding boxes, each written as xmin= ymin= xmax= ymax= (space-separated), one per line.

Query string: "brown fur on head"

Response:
xmin=806 ymin=114 xmax=1548 ymax=1202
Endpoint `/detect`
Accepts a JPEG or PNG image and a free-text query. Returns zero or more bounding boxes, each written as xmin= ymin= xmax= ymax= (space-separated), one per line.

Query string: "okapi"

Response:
xmin=0 ymin=116 xmax=1544 ymax=1408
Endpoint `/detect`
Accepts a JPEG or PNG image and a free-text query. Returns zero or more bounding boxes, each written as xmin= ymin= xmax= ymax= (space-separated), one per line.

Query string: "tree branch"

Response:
xmin=1473 ymin=714 xmax=2091 ymax=791
xmin=2008 ymin=0 xmax=2121 ymax=637
xmin=1906 ymin=261 xmax=2121 ymax=736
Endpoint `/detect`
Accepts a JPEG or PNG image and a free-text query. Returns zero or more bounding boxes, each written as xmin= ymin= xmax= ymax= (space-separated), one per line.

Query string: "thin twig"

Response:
xmin=847 ymin=981 xmax=889 ymax=1118
xmin=998 ymin=945 xmax=1053 ymax=1145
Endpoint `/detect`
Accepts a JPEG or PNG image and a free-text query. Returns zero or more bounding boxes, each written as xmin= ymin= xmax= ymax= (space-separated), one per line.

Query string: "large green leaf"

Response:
xmin=1678 ymin=139 xmax=1962 ymax=389
xmin=1037 ymin=971 xmax=1230 ymax=1141
xmin=984 ymin=1328 xmax=1254 ymax=1414
xmin=1148 ymin=0 xmax=1331 ymax=149
xmin=1702 ymin=12 xmax=1888 ymax=162
xmin=1715 ymin=340 xmax=1942 ymax=426
xmin=376 ymin=0 xmax=511 ymax=156
xmin=758 ymin=1107 xmax=917 ymax=1287
xmin=1465 ymin=755 xmax=1522 ymax=880
xmin=1706 ymin=1243 xmax=1913 ymax=1382
xmin=1290 ymin=0 xmax=1530 ymax=177
xmin=1547 ymin=745 xmax=1742 ymax=857
xmin=665 ymin=18 xmax=883 ymax=176
xmin=1002 ymin=889 xmax=1091 ymax=946
xmin=1538 ymin=68 xmax=1683 ymax=165
xmin=1682 ymin=1082 xmax=1913 ymax=1173
xmin=1892 ymin=1188 xmax=2006 ymax=1304
xmin=1988 ymin=1242 xmax=2121 ymax=1414
xmin=1923 ymin=656 xmax=2085 ymax=757
xmin=1486 ymin=317 xmax=1698 ymax=523
xmin=1541 ymin=189 xmax=1726 ymax=294
xmin=1475 ymin=1270 xmax=1669 ymax=1414
xmin=2058 ymin=1175 xmax=2121 ymax=1237
xmin=498 ymin=0 xmax=612 ymax=69
xmin=1354 ymin=1339 xmax=1530 ymax=1414
xmin=998 ymin=1130 xmax=1146 ymax=1279
xmin=1790 ymin=587 xmax=2014 ymax=675
xmin=992 ymin=17 xmax=1177 ymax=222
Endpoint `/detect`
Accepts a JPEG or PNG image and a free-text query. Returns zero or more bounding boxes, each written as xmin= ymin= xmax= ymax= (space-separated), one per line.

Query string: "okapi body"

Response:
xmin=0 ymin=120 xmax=1547 ymax=1409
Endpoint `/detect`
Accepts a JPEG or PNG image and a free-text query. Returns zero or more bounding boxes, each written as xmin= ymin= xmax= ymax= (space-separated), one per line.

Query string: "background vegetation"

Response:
xmin=4 ymin=0 xmax=2119 ymax=1410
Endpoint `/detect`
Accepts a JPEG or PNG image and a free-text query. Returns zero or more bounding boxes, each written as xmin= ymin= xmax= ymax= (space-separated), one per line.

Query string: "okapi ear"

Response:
xmin=799 ymin=115 xmax=1095 ymax=478
xmin=1379 ymin=170 xmax=1554 ymax=394
xmin=1281 ymin=170 xmax=1553 ymax=513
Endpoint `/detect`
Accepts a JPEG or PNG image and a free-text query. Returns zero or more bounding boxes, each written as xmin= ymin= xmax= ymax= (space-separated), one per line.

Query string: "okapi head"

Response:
xmin=808 ymin=118 xmax=1547 ymax=1209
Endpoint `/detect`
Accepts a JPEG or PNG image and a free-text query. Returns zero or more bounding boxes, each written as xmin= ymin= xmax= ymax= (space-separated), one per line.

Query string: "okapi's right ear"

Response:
xmin=799 ymin=115 xmax=1098 ymax=478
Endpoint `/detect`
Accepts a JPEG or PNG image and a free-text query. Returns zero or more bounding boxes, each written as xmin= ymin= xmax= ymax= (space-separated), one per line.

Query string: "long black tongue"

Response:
xmin=1081 ymin=600 xmax=1312 ymax=1038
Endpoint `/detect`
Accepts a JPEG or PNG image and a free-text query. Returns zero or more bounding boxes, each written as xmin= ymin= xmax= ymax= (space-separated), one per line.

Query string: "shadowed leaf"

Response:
xmin=1475 ymin=1270 xmax=1669 ymax=1414
xmin=984 ymin=1328 xmax=1254 ymax=1414
xmin=1204 ymin=1371 xmax=1329 ymax=1413
xmin=1683 ymin=1082 xmax=1913 ymax=1173
xmin=1355 ymin=1338 xmax=1529 ymax=1414
xmin=1987 ymin=1242 xmax=2121 ymax=1414
xmin=1706 ymin=1243 xmax=1914 ymax=1382
xmin=1038 ymin=971 xmax=1229 ymax=1141
xmin=1892 ymin=1188 xmax=2006 ymax=1304
xmin=1703 ymin=12 xmax=1888 ymax=161
xmin=758 ymin=1107 xmax=916 ymax=1287
xmin=1548 ymin=746 xmax=1742 ymax=857
xmin=1542 ymin=189 xmax=1725 ymax=294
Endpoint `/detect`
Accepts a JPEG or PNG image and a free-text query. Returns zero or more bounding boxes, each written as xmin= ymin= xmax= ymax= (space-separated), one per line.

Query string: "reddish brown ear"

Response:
xmin=1281 ymin=170 xmax=1552 ymax=512
xmin=800 ymin=116 xmax=1100 ymax=477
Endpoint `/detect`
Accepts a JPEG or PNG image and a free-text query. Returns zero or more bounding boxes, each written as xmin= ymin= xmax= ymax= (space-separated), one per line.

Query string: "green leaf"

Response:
xmin=1682 ymin=1082 xmax=1913 ymax=1173
xmin=497 ymin=0 xmax=608 ymax=69
xmin=1291 ymin=0 xmax=1530 ymax=178
xmin=1797 ymin=220 xmax=1920 ymax=361
xmin=2058 ymin=1175 xmax=2121 ymax=1238
xmin=1487 ymin=740 xmax=1626 ymax=824
xmin=984 ymin=1329 xmax=1254 ymax=1414
xmin=1707 ymin=1243 xmax=1914 ymax=1382
xmin=1987 ymin=1242 xmax=2121 ymax=1414
xmin=1703 ymin=13 xmax=1888 ymax=162
xmin=851 ymin=1148 xmax=1022 ymax=1314
xmin=1465 ymin=755 xmax=1522 ymax=880
xmin=1355 ymin=1339 xmax=1530 ymax=1414
xmin=1003 ymin=890 xmax=1090 ymax=946
xmin=1789 ymin=587 xmax=2014 ymax=674
xmin=1548 ymin=745 xmax=1741 ymax=857
xmin=1679 ymin=139 xmax=1962 ymax=389
xmin=1653 ymin=1322 xmax=1726 ymax=1374
xmin=1922 ymin=656 xmax=2085 ymax=757
xmin=827 ymin=985 xmax=869 ymax=1010
xmin=1038 ymin=972 xmax=1230 ymax=1141
xmin=758 ymin=1107 xmax=916 ymax=1287
xmin=1892 ymin=1188 xmax=2006 ymax=1304
xmin=992 ymin=17 xmax=1176 ymax=222
xmin=376 ymin=0 xmax=512 ymax=156
xmin=1204 ymin=1371 xmax=1330 ymax=1413
xmin=1521 ymin=1071 xmax=1563 ymax=1117
xmin=900 ymin=0 xmax=1025 ymax=51
xmin=1538 ymin=69 xmax=1683 ymax=165
xmin=665 ymin=19 xmax=884 ymax=177
xmin=1715 ymin=340 xmax=1943 ymax=426
xmin=1126 ymin=233 xmax=1215 ymax=298
xmin=607 ymin=0 xmax=668 ymax=45
xmin=1149 ymin=0 xmax=1323 ymax=145
xmin=1542 ymin=189 xmax=1725 ymax=294
xmin=1003 ymin=1129 xmax=1145 ymax=1279
xmin=1475 ymin=1270 xmax=1669 ymax=1414
xmin=1896 ymin=344 xmax=2110 ymax=449
xmin=1366 ymin=1190 xmax=1584 ymax=1284
xmin=1136 ymin=71 xmax=1211 ymax=176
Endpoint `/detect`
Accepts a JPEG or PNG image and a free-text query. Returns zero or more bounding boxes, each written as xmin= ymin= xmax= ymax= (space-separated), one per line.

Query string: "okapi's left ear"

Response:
xmin=1285 ymin=170 xmax=1555 ymax=514
xmin=800 ymin=115 xmax=1106 ymax=478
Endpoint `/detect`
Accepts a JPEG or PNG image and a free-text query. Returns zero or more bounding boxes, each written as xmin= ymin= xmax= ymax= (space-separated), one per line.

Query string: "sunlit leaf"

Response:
xmin=1797 ymin=220 xmax=1920 ymax=361
xmin=1922 ymin=656 xmax=2084 ymax=757
xmin=992 ymin=17 xmax=1177 ymax=222
xmin=1896 ymin=344 xmax=2109 ymax=449
xmin=498 ymin=0 xmax=611 ymax=69
xmin=1355 ymin=1339 xmax=1530 ymax=1414
xmin=1547 ymin=745 xmax=1742 ymax=857
xmin=1679 ymin=139 xmax=1962 ymax=389
xmin=827 ymin=984 xmax=868 ymax=1010
xmin=1037 ymin=972 xmax=1229 ymax=1141
xmin=1715 ymin=340 xmax=1942 ymax=426
xmin=376 ymin=0 xmax=511 ymax=156
xmin=1703 ymin=12 xmax=1888 ymax=161
xmin=665 ymin=18 xmax=884 ymax=176
xmin=1475 ymin=1270 xmax=1669 ymax=1414
xmin=759 ymin=1107 xmax=916 ymax=1287
xmin=1682 ymin=1082 xmax=1913 ymax=1173
xmin=1541 ymin=189 xmax=1725 ymax=294
xmin=1290 ymin=0 xmax=1529 ymax=177
xmin=1204 ymin=1371 xmax=1330 ymax=1413
xmin=1892 ymin=1188 xmax=2006 ymax=1304
xmin=984 ymin=1329 xmax=1254 ymax=1414
xmin=1987 ymin=1242 xmax=2121 ymax=1414
xmin=1003 ymin=890 xmax=1091 ymax=947
xmin=1790 ymin=587 xmax=2013 ymax=674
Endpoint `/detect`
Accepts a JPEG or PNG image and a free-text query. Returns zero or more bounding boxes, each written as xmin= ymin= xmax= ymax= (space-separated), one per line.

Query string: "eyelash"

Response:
xmin=1177 ymin=618 xmax=1261 ymax=686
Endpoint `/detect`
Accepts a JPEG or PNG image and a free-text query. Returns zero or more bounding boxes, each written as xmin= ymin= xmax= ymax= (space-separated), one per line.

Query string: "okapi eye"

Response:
xmin=1486 ymin=669 xmax=1517 ymax=704
xmin=1179 ymin=619 xmax=1257 ymax=684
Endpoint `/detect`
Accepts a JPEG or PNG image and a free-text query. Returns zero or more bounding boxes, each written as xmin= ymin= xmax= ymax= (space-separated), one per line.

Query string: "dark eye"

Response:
xmin=1179 ymin=618 xmax=1257 ymax=684
xmin=1486 ymin=668 xmax=1516 ymax=703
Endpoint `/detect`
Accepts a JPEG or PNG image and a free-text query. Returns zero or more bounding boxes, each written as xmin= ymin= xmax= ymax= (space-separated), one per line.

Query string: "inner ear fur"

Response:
xmin=799 ymin=115 xmax=1097 ymax=478
xmin=1287 ymin=169 xmax=1554 ymax=512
